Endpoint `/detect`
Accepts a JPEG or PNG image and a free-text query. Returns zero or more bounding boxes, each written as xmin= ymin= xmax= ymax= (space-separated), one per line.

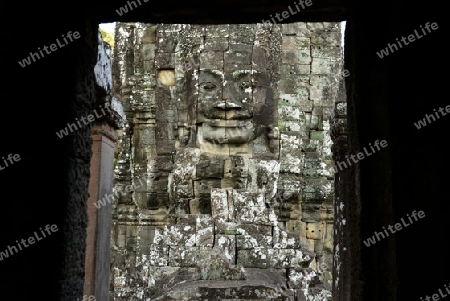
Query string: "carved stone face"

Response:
xmin=197 ymin=70 xmax=274 ymax=148
xmin=198 ymin=70 xmax=254 ymax=120
xmin=198 ymin=69 xmax=256 ymax=144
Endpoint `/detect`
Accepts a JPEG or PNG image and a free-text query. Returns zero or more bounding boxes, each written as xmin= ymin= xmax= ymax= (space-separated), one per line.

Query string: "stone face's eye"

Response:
xmin=200 ymin=82 xmax=217 ymax=90
xmin=239 ymin=81 xmax=251 ymax=91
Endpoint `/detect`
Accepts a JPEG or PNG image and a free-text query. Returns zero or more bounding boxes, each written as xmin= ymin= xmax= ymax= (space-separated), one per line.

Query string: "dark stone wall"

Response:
xmin=347 ymin=2 xmax=449 ymax=300
xmin=1 ymin=0 xmax=447 ymax=301
xmin=2 ymin=13 xmax=98 ymax=301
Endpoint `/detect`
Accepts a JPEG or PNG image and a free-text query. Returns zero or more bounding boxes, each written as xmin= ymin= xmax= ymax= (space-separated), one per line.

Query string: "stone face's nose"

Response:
xmin=222 ymin=79 xmax=243 ymax=103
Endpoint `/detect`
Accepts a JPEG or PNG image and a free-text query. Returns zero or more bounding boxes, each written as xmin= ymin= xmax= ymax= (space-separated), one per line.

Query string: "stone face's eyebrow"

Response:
xmin=200 ymin=69 xmax=224 ymax=81
xmin=199 ymin=70 xmax=223 ymax=84
xmin=232 ymin=70 xmax=258 ymax=80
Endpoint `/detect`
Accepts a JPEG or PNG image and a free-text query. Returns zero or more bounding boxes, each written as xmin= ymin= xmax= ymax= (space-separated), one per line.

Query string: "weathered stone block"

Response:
xmin=214 ymin=235 xmax=236 ymax=262
xmin=194 ymin=249 xmax=246 ymax=281
xmin=281 ymin=64 xmax=311 ymax=77
xmin=188 ymin=199 xmax=201 ymax=214
xmin=172 ymin=180 xmax=194 ymax=199
xmin=143 ymin=60 xmax=155 ymax=74
xmin=142 ymin=25 xmax=157 ymax=43
xmin=237 ymin=248 xmax=269 ymax=268
xmin=211 ymin=188 xmax=230 ymax=222
xmin=311 ymin=57 xmax=333 ymax=74
xmin=224 ymin=44 xmax=253 ymax=65
xmin=177 ymin=214 xmax=198 ymax=225
xmin=288 ymin=268 xmax=318 ymax=289
xmin=251 ymin=46 xmax=268 ymax=71
xmin=196 ymin=158 xmax=225 ymax=179
xmin=299 ymin=138 xmax=320 ymax=152
xmin=236 ymin=233 xmax=272 ymax=249
xmin=163 ymin=224 xmax=196 ymax=246
xmin=311 ymin=45 xmax=342 ymax=59
xmin=273 ymin=227 xmax=301 ymax=249
xmin=248 ymin=159 xmax=280 ymax=199
xmin=237 ymin=206 xmax=269 ymax=225
xmin=169 ymin=246 xmax=199 ymax=267
xmin=196 ymin=215 xmax=214 ymax=247
xmin=192 ymin=195 xmax=212 ymax=214
xmin=204 ymin=37 xmax=229 ymax=51
xmin=149 ymin=244 xmax=169 ymax=266
xmin=230 ymin=24 xmax=255 ymax=44
xmin=301 ymin=203 xmax=322 ymax=222
xmin=172 ymin=198 xmax=190 ymax=215
xmin=311 ymin=31 xmax=341 ymax=46
xmin=155 ymin=53 xmax=175 ymax=69
xmin=278 ymin=105 xmax=300 ymax=121
xmin=280 ymin=133 xmax=300 ymax=153
xmin=204 ymin=24 xmax=229 ymax=38
xmin=155 ymin=138 xmax=175 ymax=155
xmin=147 ymin=192 xmax=169 ymax=209
xmin=305 ymin=222 xmax=324 ymax=240
xmin=236 ymin=224 xmax=272 ymax=249
xmin=199 ymin=51 xmax=223 ymax=70
xmin=279 ymin=151 xmax=303 ymax=174
xmin=194 ymin=179 xmax=222 ymax=195
xmin=156 ymin=32 xmax=178 ymax=53
xmin=282 ymin=23 xmax=299 ymax=35
xmin=271 ymin=249 xmax=313 ymax=269
xmin=282 ymin=50 xmax=299 ymax=65
xmin=299 ymin=47 xmax=312 ymax=64
xmin=215 ymin=221 xmax=238 ymax=235
xmin=236 ymin=224 xmax=272 ymax=236
xmin=233 ymin=190 xmax=266 ymax=207
xmin=278 ymin=78 xmax=310 ymax=96
xmin=277 ymin=174 xmax=302 ymax=193
xmin=230 ymin=155 xmax=250 ymax=178
xmin=278 ymin=94 xmax=298 ymax=108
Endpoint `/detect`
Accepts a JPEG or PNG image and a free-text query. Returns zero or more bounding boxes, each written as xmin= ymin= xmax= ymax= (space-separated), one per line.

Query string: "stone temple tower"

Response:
xmin=110 ymin=22 xmax=344 ymax=300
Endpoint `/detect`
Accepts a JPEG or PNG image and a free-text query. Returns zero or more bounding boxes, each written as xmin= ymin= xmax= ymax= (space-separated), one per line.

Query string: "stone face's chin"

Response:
xmin=202 ymin=120 xmax=254 ymax=144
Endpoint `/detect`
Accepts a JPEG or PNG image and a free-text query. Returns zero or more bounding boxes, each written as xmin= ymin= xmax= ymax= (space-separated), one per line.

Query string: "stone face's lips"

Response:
xmin=202 ymin=120 xmax=254 ymax=144
xmin=206 ymin=120 xmax=252 ymax=128
xmin=213 ymin=101 xmax=241 ymax=109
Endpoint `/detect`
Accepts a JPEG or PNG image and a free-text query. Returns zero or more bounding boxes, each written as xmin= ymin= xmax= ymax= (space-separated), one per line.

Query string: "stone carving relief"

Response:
xmin=111 ymin=22 xmax=343 ymax=301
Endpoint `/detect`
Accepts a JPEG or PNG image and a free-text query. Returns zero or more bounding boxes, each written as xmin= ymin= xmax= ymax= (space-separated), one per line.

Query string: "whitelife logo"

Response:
xmin=115 ymin=0 xmax=149 ymax=16
xmin=363 ymin=210 xmax=425 ymax=247
xmin=376 ymin=22 xmax=438 ymax=58
xmin=0 ymin=224 xmax=58 ymax=261
xmin=94 ymin=174 xmax=152 ymax=209
xmin=55 ymin=103 xmax=111 ymax=139
xmin=420 ymin=283 xmax=450 ymax=301
xmin=413 ymin=105 xmax=450 ymax=129
xmin=0 ymin=153 xmax=21 ymax=171
xmin=333 ymin=139 xmax=388 ymax=173
xmin=18 ymin=31 xmax=81 ymax=68
xmin=260 ymin=0 xmax=313 ymax=24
